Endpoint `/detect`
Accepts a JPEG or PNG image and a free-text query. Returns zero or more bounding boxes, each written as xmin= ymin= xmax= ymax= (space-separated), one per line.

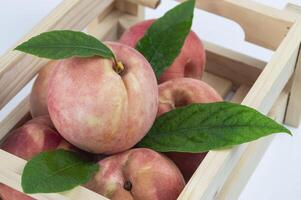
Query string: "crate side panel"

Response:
xmin=178 ymin=19 xmax=301 ymax=200
xmin=192 ymin=0 xmax=296 ymax=50
xmin=285 ymin=45 xmax=301 ymax=127
xmin=0 ymin=0 xmax=114 ymax=110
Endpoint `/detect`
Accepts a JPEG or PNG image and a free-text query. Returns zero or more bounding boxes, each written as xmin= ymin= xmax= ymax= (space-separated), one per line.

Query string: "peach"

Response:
xmin=158 ymin=78 xmax=223 ymax=181
xmin=119 ymin=19 xmax=206 ymax=83
xmin=48 ymin=42 xmax=158 ymax=154
xmin=0 ymin=183 xmax=35 ymax=200
xmin=30 ymin=61 xmax=56 ymax=117
xmin=0 ymin=115 xmax=74 ymax=160
xmin=85 ymin=148 xmax=185 ymax=200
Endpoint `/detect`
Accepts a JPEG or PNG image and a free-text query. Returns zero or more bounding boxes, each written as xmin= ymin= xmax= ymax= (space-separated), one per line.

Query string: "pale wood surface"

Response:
xmin=230 ymin=85 xmax=250 ymax=104
xmin=118 ymin=14 xmax=142 ymax=38
xmin=0 ymin=96 xmax=30 ymax=141
xmin=284 ymin=4 xmax=301 ymax=127
xmin=191 ymin=0 xmax=296 ymax=50
xmin=127 ymin=0 xmax=160 ymax=9
xmin=178 ymin=19 xmax=301 ymax=200
xmin=216 ymin=89 xmax=290 ymax=200
xmin=0 ymin=150 xmax=109 ymax=200
xmin=0 ymin=0 xmax=114 ymax=110
xmin=87 ymin=10 xmax=123 ymax=41
xmin=202 ymin=72 xmax=233 ymax=98
xmin=115 ymin=0 xmax=142 ymax=17
xmin=204 ymin=41 xmax=265 ymax=86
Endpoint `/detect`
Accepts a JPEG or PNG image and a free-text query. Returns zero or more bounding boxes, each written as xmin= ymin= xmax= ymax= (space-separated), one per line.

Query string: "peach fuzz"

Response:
xmin=85 ymin=148 xmax=185 ymax=200
xmin=30 ymin=61 xmax=56 ymax=117
xmin=0 ymin=183 xmax=35 ymax=200
xmin=48 ymin=42 xmax=158 ymax=154
xmin=119 ymin=19 xmax=206 ymax=83
xmin=0 ymin=115 xmax=73 ymax=160
xmin=158 ymin=78 xmax=223 ymax=181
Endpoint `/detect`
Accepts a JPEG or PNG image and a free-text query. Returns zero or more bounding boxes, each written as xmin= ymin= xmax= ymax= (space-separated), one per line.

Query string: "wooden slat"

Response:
xmin=284 ymin=4 xmax=301 ymax=127
xmin=178 ymin=19 xmax=301 ymax=200
xmin=87 ymin=10 xmax=124 ymax=41
xmin=127 ymin=0 xmax=160 ymax=9
xmin=118 ymin=14 xmax=142 ymax=37
xmin=0 ymin=150 xmax=109 ymax=200
xmin=285 ymin=3 xmax=301 ymax=17
xmin=230 ymin=85 xmax=250 ymax=103
xmin=0 ymin=0 xmax=114 ymax=110
xmin=216 ymin=89 xmax=290 ymax=200
xmin=115 ymin=0 xmax=143 ymax=17
xmin=204 ymin=41 xmax=266 ymax=87
xmin=285 ymin=46 xmax=301 ymax=127
xmin=191 ymin=0 xmax=296 ymax=50
xmin=202 ymin=72 xmax=233 ymax=98
xmin=0 ymin=96 xmax=30 ymax=141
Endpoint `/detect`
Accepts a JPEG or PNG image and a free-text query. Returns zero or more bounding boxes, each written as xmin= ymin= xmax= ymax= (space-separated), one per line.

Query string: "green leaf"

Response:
xmin=15 ymin=30 xmax=115 ymax=59
xmin=21 ymin=149 xmax=99 ymax=194
xmin=138 ymin=102 xmax=291 ymax=152
xmin=136 ymin=0 xmax=195 ymax=79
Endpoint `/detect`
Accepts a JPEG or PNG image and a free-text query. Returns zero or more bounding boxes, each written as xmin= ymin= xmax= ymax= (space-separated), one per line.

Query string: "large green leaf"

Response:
xmin=138 ymin=102 xmax=291 ymax=152
xmin=15 ymin=30 xmax=114 ymax=59
xmin=136 ymin=0 xmax=195 ymax=79
xmin=22 ymin=149 xmax=99 ymax=194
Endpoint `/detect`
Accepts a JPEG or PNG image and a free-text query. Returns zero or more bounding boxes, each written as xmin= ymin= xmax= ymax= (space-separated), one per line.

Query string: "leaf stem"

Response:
xmin=112 ymin=57 xmax=125 ymax=74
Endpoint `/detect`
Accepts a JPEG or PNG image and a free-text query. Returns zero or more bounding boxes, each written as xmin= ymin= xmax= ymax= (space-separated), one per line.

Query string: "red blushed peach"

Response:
xmin=0 ymin=115 xmax=74 ymax=160
xmin=0 ymin=183 xmax=35 ymax=200
xmin=30 ymin=61 xmax=56 ymax=117
xmin=48 ymin=42 xmax=158 ymax=154
xmin=119 ymin=19 xmax=206 ymax=83
xmin=85 ymin=148 xmax=185 ymax=200
xmin=158 ymin=78 xmax=223 ymax=181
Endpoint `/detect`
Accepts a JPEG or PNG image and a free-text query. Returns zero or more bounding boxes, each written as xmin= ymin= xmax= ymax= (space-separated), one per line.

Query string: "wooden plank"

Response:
xmin=202 ymin=72 xmax=232 ymax=98
xmin=204 ymin=41 xmax=265 ymax=87
xmin=230 ymin=85 xmax=250 ymax=103
xmin=115 ymin=0 xmax=141 ymax=17
xmin=0 ymin=0 xmax=114 ymax=110
xmin=216 ymin=89 xmax=290 ymax=200
xmin=127 ymin=0 xmax=160 ymax=9
xmin=0 ymin=96 xmax=30 ymax=141
xmin=87 ymin=9 xmax=123 ymax=41
xmin=178 ymin=19 xmax=301 ymax=200
xmin=285 ymin=46 xmax=301 ymax=127
xmin=190 ymin=0 xmax=296 ymax=50
xmin=118 ymin=14 xmax=142 ymax=37
xmin=285 ymin=3 xmax=301 ymax=17
xmin=0 ymin=150 xmax=108 ymax=200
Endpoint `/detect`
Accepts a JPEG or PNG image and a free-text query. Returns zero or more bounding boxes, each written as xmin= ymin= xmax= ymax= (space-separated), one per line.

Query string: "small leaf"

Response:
xmin=136 ymin=0 xmax=195 ymax=79
xmin=138 ymin=102 xmax=291 ymax=152
xmin=21 ymin=149 xmax=99 ymax=194
xmin=15 ymin=30 xmax=114 ymax=59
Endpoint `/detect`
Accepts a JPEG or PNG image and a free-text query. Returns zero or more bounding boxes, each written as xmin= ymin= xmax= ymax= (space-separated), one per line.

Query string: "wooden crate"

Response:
xmin=0 ymin=0 xmax=301 ymax=199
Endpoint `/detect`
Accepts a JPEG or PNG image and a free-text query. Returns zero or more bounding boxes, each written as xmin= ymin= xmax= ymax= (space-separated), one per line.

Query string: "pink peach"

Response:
xmin=30 ymin=61 xmax=56 ymax=117
xmin=0 ymin=183 xmax=35 ymax=200
xmin=48 ymin=42 xmax=158 ymax=154
xmin=119 ymin=19 xmax=206 ymax=83
xmin=0 ymin=115 xmax=74 ymax=160
xmin=85 ymin=148 xmax=185 ymax=200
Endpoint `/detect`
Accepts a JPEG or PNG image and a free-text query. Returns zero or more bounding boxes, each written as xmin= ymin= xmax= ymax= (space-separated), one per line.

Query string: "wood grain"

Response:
xmin=191 ymin=0 xmax=296 ymax=50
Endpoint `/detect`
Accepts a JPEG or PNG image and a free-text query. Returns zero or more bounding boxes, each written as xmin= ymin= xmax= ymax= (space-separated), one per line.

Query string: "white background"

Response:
xmin=0 ymin=0 xmax=301 ymax=199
